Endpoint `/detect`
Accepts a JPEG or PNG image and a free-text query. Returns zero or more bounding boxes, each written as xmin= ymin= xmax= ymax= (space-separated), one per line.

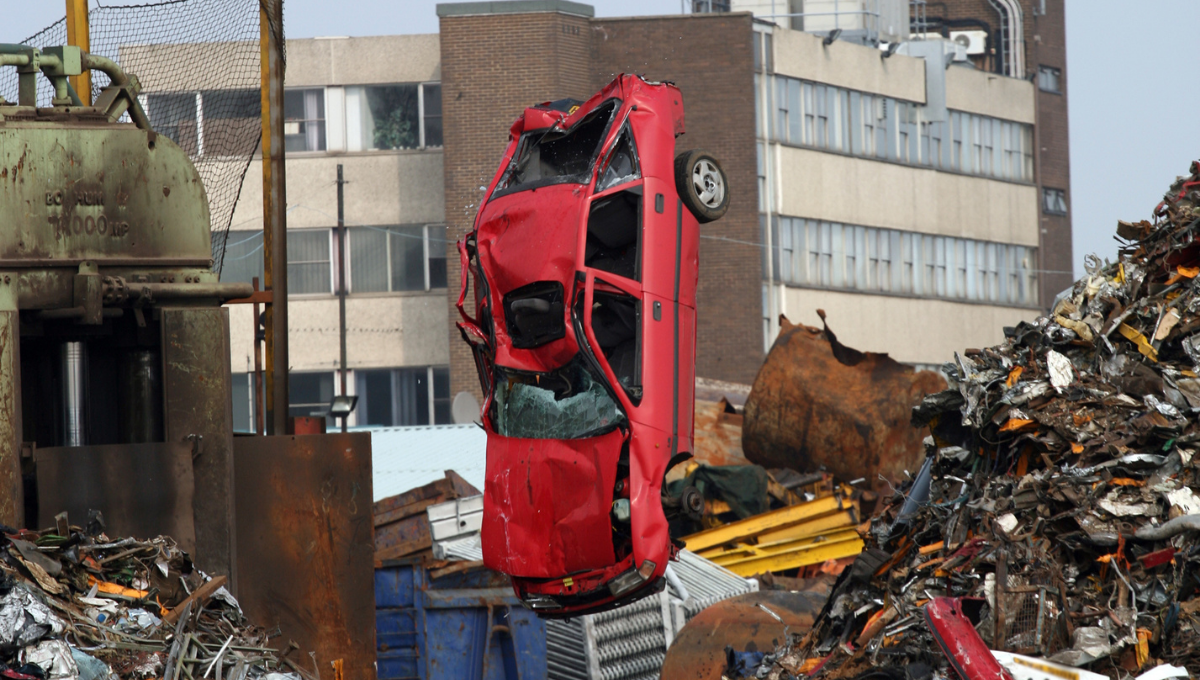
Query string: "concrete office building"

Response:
xmin=219 ymin=35 xmax=451 ymax=429
xmin=211 ymin=0 xmax=1070 ymax=427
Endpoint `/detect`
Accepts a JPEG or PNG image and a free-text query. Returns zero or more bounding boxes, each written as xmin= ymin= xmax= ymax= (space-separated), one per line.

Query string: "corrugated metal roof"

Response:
xmin=366 ymin=424 xmax=487 ymax=501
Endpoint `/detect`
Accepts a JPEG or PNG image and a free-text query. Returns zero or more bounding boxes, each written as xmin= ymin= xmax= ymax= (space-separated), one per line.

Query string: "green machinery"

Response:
xmin=0 ymin=45 xmax=250 ymax=578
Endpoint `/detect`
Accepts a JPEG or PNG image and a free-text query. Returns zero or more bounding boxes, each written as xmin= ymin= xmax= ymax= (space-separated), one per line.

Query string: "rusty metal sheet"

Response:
xmin=234 ymin=433 xmax=375 ymax=680
xmin=743 ymin=314 xmax=946 ymax=492
xmin=35 ymin=442 xmax=195 ymax=550
xmin=660 ymin=590 xmax=827 ymax=680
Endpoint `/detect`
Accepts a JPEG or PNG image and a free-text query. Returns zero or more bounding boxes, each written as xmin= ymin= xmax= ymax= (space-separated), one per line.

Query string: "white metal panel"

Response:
xmin=368 ymin=424 xmax=486 ymax=500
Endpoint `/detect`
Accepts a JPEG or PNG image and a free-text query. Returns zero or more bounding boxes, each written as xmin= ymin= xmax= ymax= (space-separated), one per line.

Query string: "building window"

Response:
xmin=284 ymin=88 xmax=326 ymax=152
xmin=290 ymin=371 xmax=335 ymax=423
xmin=422 ymin=84 xmax=443 ymax=147
xmin=231 ymin=373 xmax=255 ymax=433
xmin=763 ymin=75 xmax=1034 ymax=182
xmin=355 ymin=366 xmax=451 ymax=427
xmin=753 ymin=31 xmax=773 ymax=73
xmin=289 ymin=229 xmax=332 ymax=295
xmin=1043 ymin=187 xmax=1068 ymax=215
xmin=145 ymin=88 xmax=259 ymax=158
xmin=771 ymin=217 xmax=1038 ymax=306
xmin=349 ymin=225 xmax=448 ymax=293
xmin=218 ymin=230 xmax=264 ymax=285
xmin=1038 ymin=66 xmax=1062 ymax=93
xmin=346 ymin=83 xmax=442 ymax=151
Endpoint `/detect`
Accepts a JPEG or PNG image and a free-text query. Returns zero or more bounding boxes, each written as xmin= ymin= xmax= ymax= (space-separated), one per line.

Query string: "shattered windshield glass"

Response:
xmin=492 ymin=356 xmax=626 ymax=439
xmin=496 ymin=100 xmax=618 ymax=194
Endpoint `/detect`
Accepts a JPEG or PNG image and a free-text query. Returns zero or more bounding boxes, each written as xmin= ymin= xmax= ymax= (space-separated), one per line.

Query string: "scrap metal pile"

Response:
xmin=0 ymin=517 xmax=294 ymax=680
xmin=749 ymin=163 xmax=1200 ymax=679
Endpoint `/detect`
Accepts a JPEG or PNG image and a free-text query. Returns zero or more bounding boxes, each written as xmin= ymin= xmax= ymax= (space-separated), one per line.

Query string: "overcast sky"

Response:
xmin=8 ymin=1 xmax=1199 ymax=280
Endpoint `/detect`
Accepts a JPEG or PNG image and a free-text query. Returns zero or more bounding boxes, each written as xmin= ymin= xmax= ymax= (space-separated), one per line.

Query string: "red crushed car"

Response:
xmin=456 ymin=74 xmax=730 ymax=616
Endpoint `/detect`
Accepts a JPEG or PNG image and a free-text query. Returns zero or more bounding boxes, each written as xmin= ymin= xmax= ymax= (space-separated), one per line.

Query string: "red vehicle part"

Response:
xmin=457 ymin=75 xmax=724 ymax=616
xmin=923 ymin=597 xmax=1015 ymax=680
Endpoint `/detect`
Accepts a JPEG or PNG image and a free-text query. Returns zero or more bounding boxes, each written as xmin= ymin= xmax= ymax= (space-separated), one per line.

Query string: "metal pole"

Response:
xmin=336 ymin=164 xmax=348 ymax=433
xmin=61 ymin=342 xmax=87 ymax=447
xmin=260 ymin=0 xmax=288 ymax=435
xmin=65 ymin=0 xmax=90 ymax=106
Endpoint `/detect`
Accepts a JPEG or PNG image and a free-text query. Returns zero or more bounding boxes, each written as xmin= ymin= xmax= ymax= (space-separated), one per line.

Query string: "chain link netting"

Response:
xmin=0 ymin=0 xmax=285 ymax=274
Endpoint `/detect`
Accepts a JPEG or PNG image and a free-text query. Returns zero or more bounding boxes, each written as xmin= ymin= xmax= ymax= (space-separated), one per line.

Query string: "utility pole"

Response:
xmin=260 ymin=0 xmax=288 ymax=435
xmin=336 ymin=164 xmax=349 ymax=433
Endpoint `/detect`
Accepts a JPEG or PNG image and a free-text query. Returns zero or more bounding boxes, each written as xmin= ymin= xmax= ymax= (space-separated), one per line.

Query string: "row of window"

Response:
xmin=758 ymin=74 xmax=1035 ymax=184
xmin=220 ymin=226 xmax=448 ymax=294
xmin=767 ymin=216 xmax=1039 ymax=307
xmin=284 ymin=83 xmax=442 ymax=152
xmin=232 ymin=366 xmax=451 ymax=431
xmin=143 ymin=82 xmax=443 ymax=156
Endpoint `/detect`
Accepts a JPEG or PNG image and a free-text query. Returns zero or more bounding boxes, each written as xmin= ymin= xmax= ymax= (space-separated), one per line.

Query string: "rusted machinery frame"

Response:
xmin=162 ymin=308 xmax=237 ymax=587
xmin=0 ymin=281 xmax=21 ymax=528
xmin=260 ymin=0 xmax=288 ymax=435
xmin=234 ymin=434 xmax=375 ymax=680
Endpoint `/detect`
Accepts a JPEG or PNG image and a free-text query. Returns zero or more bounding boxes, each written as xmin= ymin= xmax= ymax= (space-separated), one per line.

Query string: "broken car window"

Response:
xmin=585 ymin=190 xmax=641 ymax=281
xmin=595 ymin=127 xmax=640 ymax=193
xmin=590 ymin=291 xmax=641 ymax=399
xmin=497 ymin=100 xmax=618 ymax=194
xmin=492 ymin=356 xmax=626 ymax=439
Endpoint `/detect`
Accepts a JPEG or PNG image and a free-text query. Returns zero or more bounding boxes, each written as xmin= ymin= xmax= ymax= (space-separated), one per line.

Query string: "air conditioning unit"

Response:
xmin=950 ymin=30 xmax=988 ymax=55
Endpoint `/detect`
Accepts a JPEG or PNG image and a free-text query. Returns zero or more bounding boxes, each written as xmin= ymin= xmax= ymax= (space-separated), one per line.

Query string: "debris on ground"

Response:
xmin=0 ymin=515 xmax=297 ymax=680
xmin=373 ymin=471 xmax=480 ymax=564
xmin=743 ymin=312 xmax=947 ymax=494
xmin=741 ymin=163 xmax=1200 ymax=679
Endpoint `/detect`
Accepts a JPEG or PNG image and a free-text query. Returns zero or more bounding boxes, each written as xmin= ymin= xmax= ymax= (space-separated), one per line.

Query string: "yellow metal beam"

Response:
xmin=713 ymin=532 xmax=865 ymax=576
xmin=696 ymin=510 xmax=859 ymax=561
xmin=708 ymin=528 xmax=861 ymax=564
xmin=65 ymin=0 xmax=91 ymax=105
xmin=754 ymin=509 xmax=859 ymax=545
xmin=683 ymin=495 xmax=850 ymax=553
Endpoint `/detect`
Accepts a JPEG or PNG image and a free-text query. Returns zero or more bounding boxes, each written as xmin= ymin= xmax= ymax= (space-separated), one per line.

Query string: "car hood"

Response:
xmin=482 ymin=429 xmax=623 ymax=578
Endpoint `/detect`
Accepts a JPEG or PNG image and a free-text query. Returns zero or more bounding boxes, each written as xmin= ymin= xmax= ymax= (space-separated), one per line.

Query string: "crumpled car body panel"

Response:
xmin=924 ymin=597 xmax=1015 ymax=680
xmin=459 ymin=74 xmax=699 ymax=616
xmin=482 ymin=430 xmax=622 ymax=578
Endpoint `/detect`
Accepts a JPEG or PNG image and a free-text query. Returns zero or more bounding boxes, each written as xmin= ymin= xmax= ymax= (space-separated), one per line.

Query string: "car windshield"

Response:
xmin=492 ymin=356 xmax=626 ymax=439
xmin=496 ymin=100 xmax=618 ymax=194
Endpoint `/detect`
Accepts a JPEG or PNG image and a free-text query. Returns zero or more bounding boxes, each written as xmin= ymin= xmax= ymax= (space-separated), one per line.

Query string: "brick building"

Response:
xmin=217 ymin=0 xmax=1071 ymax=426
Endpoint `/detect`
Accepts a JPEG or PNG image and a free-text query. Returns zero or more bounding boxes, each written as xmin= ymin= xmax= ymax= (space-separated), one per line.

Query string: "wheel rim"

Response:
xmin=691 ymin=159 xmax=725 ymax=209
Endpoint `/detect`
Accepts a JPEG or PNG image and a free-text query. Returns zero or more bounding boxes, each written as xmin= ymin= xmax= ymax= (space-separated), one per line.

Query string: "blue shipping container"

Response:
xmin=375 ymin=560 xmax=547 ymax=680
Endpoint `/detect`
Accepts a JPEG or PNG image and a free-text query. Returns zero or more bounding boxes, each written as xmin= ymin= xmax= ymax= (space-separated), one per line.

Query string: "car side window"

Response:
xmin=585 ymin=190 xmax=641 ymax=282
xmin=590 ymin=288 xmax=641 ymax=401
xmin=595 ymin=127 xmax=640 ymax=193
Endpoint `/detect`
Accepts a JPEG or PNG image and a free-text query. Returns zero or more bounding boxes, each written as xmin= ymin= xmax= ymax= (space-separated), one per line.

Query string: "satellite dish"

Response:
xmin=451 ymin=391 xmax=481 ymax=425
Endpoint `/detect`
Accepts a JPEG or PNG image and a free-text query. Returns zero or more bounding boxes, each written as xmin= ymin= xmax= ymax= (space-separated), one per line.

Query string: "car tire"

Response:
xmin=675 ymin=149 xmax=729 ymax=223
